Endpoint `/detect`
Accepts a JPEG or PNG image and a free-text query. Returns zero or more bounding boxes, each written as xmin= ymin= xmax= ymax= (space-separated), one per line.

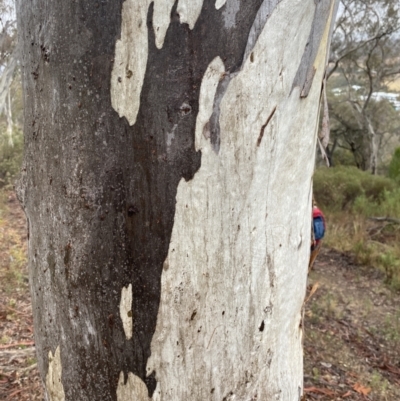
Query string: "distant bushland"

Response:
xmin=314 ymin=166 xmax=400 ymax=290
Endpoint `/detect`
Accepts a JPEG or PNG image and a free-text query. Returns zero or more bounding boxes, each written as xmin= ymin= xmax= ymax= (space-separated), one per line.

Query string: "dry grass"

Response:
xmin=314 ymin=166 xmax=400 ymax=290
xmin=323 ymin=210 xmax=400 ymax=290
xmin=386 ymin=78 xmax=400 ymax=92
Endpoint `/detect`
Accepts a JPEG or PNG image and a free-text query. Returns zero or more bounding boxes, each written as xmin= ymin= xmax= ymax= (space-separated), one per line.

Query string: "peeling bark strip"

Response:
xmin=16 ymin=0 xmax=337 ymax=399
xmin=291 ymin=0 xmax=338 ymax=97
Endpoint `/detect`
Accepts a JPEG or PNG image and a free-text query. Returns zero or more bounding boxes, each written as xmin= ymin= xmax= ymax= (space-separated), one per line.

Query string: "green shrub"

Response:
xmin=314 ymin=166 xmax=400 ymax=290
xmin=353 ymin=240 xmax=374 ymax=266
xmin=388 ymin=147 xmax=400 ymax=181
xmin=314 ymin=166 xmax=364 ymax=211
xmin=353 ymin=189 xmax=400 ymax=217
xmin=332 ymin=148 xmax=357 ymax=167
xmin=314 ymin=166 xmax=397 ymax=213
xmin=379 ymin=251 xmax=400 ymax=284
xmin=381 ymin=189 xmax=400 ymax=217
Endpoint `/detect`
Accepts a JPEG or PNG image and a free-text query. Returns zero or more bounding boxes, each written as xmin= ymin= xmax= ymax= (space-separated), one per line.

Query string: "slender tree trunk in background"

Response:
xmin=16 ymin=1 xmax=337 ymax=400
xmin=353 ymin=103 xmax=378 ymax=174
xmin=367 ymin=117 xmax=378 ymax=175
xmin=326 ymin=137 xmax=337 ymax=167
xmin=357 ymin=122 xmax=378 ymax=174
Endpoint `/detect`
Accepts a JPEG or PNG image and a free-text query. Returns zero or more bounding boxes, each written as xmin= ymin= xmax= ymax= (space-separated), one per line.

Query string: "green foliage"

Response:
xmin=379 ymin=251 xmax=400 ymax=284
xmin=313 ymin=167 xmax=362 ymax=211
xmin=331 ymin=148 xmax=357 ymax=167
xmin=314 ymin=166 xmax=396 ymax=212
xmin=353 ymin=241 xmax=375 ymax=266
xmin=0 ymin=126 xmax=23 ymax=188
xmin=388 ymin=147 xmax=400 ymax=181
xmin=314 ymin=166 xmax=400 ymax=290
xmin=353 ymin=189 xmax=400 ymax=217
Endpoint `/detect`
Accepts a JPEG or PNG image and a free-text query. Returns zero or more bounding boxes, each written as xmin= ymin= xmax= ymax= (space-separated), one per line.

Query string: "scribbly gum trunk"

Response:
xmin=16 ymin=0 xmax=337 ymax=400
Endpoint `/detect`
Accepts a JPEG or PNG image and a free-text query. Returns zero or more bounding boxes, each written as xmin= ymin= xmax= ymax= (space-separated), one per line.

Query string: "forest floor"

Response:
xmin=0 ymin=191 xmax=42 ymax=401
xmin=304 ymin=249 xmax=400 ymax=400
xmin=1 ymin=190 xmax=400 ymax=401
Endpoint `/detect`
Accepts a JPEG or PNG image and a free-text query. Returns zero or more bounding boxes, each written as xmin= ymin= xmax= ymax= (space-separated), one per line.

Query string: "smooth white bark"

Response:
xmin=113 ymin=0 xmax=336 ymax=399
xmin=110 ymin=0 xmax=337 ymax=399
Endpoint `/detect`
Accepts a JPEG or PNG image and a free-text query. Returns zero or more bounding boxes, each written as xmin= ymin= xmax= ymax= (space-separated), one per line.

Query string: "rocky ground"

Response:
xmin=1 ymin=191 xmax=400 ymax=400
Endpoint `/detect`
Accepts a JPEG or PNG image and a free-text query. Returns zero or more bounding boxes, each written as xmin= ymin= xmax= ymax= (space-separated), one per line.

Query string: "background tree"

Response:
xmin=388 ymin=147 xmax=400 ymax=181
xmin=0 ymin=0 xmax=24 ymax=187
xmin=326 ymin=0 xmax=400 ymax=173
xmin=0 ymin=0 xmax=17 ymax=115
xmin=327 ymin=85 xmax=400 ymax=170
xmin=16 ymin=0 xmax=338 ymax=399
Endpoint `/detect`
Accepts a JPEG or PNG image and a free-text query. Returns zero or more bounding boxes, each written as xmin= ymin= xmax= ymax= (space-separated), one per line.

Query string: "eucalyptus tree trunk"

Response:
xmin=16 ymin=0 xmax=337 ymax=400
xmin=352 ymin=103 xmax=378 ymax=174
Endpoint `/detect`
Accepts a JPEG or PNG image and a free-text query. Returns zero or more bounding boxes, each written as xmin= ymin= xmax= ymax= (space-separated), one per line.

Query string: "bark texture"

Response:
xmin=16 ymin=0 xmax=337 ymax=400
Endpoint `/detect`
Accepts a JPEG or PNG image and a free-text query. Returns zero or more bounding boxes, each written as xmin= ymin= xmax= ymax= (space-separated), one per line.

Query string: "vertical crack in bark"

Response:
xmin=257 ymin=106 xmax=277 ymax=147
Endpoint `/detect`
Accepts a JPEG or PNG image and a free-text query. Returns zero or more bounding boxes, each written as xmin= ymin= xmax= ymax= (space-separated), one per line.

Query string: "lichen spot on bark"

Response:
xmin=215 ymin=0 xmax=227 ymax=10
xmin=120 ymin=284 xmax=133 ymax=340
xmin=45 ymin=346 xmax=65 ymax=401
xmin=117 ymin=372 xmax=151 ymax=401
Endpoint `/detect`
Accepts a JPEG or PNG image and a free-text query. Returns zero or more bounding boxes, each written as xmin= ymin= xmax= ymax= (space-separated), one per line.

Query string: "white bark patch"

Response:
xmin=147 ymin=0 xmax=333 ymax=399
xmin=153 ymin=0 xmax=176 ymax=49
xmin=195 ymin=56 xmax=225 ymax=150
xmin=116 ymin=372 xmax=151 ymax=401
xmin=120 ymin=284 xmax=133 ymax=340
xmin=177 ymin=0 xmax=204 ymax=29
xmin=111 ymin=0 xmax=205 ymax=125
xmin=45 ymin=346 xmax=65 ymax=401
xmin=215 ymin=0 xmax=227 ymax=10
xmin=111 ymin=0 xmax=149 ymax=126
